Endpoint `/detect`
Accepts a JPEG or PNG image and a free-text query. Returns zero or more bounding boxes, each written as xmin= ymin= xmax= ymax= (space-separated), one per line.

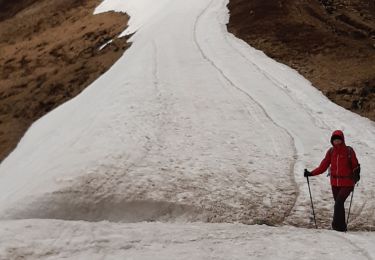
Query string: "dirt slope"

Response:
xmin=0 ymin=0 xmax=130 ymax=161
xmin=227 ymin=0 xmax=375 ymax=121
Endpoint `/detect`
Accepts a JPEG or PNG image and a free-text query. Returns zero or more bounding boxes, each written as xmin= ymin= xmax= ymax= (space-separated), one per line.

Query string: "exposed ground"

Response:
xmin=0 ymin=0 xmax=130 ymax=161
xmin=227 ymin=0 xmax=375 ymax=121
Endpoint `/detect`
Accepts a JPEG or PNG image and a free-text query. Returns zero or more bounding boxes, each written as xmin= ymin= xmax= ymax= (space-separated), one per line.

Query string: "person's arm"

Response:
xmin=311 ymin=149 xmax=331 ymax=176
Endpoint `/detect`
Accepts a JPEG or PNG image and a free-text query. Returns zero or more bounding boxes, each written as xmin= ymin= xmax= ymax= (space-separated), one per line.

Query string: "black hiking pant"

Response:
xmin=331 ymin=186 xmax=353 ymax=232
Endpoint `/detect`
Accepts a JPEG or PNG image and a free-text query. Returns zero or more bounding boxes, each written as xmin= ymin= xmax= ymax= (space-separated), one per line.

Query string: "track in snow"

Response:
xmin=193 ymin=0 xmax=301 ymax=226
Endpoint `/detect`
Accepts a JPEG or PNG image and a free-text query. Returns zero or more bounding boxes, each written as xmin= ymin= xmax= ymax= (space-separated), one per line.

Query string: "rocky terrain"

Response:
xmin=0 ymin=0 xmax=129 ymax=161
xmin=227 ymin=0 xmax=375 ymax=121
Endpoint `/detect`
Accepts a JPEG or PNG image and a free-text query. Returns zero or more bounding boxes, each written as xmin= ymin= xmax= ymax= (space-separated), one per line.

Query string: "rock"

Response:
xmin=336 ymin=87 xmax=354 ymax=95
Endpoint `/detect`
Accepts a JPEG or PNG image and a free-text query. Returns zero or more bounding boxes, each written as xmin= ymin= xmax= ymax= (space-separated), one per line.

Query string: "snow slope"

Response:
xmin=0 ymin=0 xmax=375 ymax=258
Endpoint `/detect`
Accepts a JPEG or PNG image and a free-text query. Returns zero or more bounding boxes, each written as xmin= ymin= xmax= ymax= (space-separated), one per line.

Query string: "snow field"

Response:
xmin=0 ymin=0 xmax=375 ymax=258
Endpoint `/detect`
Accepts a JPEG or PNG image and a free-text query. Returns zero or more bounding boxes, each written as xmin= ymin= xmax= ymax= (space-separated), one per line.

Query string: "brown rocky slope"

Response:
xmin=0 ymin=0 xmax=130 ymax=161
xmin=227 ymin=0 xmax=375 ymax=121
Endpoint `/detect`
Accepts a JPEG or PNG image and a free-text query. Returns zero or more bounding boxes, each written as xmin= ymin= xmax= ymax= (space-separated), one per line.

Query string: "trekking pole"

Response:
xmin=347 ymin=187 xmax=355 ymax=226
xmin=306 ymin=175 xmax=318 ymax=229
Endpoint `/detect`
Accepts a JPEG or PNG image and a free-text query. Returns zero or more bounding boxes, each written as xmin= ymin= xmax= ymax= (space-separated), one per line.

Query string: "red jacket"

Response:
xmin=312 ymin=130 xmax=359 ymax=187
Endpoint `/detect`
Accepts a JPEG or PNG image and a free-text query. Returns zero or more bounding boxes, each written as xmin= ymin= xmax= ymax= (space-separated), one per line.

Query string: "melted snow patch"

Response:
xmin=2 ymin=194 xmax=207 ymax=223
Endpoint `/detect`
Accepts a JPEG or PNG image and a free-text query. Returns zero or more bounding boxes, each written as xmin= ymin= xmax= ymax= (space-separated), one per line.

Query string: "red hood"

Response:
xmin=331 ymin=130 xmax=345 ymax=145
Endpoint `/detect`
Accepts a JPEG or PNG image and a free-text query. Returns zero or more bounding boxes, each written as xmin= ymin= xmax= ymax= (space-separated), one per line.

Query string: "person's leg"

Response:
xmin=332 ymin=186 xmax=340 ymax=201
xmin=332 ymin=186 xmax=353 ymax=232
xmin=331 ymin=186 xmax=340 ymax=230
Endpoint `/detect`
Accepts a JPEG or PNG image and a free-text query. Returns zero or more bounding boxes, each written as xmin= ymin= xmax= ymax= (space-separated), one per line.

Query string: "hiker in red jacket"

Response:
xmin=304 ymin=130 xmax=360 ymax=232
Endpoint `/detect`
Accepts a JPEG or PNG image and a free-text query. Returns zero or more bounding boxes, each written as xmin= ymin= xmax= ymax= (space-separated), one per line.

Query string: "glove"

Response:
xmin=304 ymin=169 xmax=312 ymax=178
xmin=353 ymin=164 xmax=360 ymax=183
